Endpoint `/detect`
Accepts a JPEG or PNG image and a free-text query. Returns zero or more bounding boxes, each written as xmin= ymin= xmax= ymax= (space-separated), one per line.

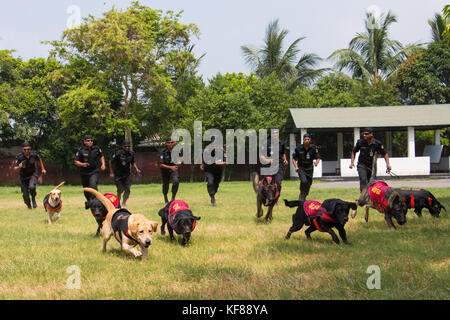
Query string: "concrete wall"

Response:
xmin=340 ymin=156 xmax=431 ymax=177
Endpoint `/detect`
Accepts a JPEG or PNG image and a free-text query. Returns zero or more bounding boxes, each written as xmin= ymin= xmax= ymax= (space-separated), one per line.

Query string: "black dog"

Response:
xmin=158 ymin=200 xmax=200 ymax=246
xmin=393 ymin=188 xmax=446 ymax=218
xmin=284 ymin=198 xmax=357 ymax=244
xmin=252 ymin=173 xmax=280 ymax=222
xmin=85 ymin=198 xmax=108 ymax=236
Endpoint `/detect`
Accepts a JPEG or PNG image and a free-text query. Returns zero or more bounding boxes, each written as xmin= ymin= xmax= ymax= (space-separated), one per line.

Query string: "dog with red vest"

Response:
xmin=393 ymin=188 xmax=446 ymax=218
xmin=85 ymin=192 xmax=120 ymax=236
xmin=43 ymin=181 xmax=65 ymax=224
xmin=252 ymin=173 xmax=280 ymax=222
xmin=355 ymin=180 xmax=407 ymax=229
xmin=284 ymin=198 xmax=357 ymax=244
xmin=158 ymin=200 xmax=200 ymax=246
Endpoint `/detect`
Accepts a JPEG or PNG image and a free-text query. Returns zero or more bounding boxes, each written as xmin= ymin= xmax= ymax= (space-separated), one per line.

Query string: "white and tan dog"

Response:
xmin=43 ymin=181 xmax=65 ymax=224
xmin=83 ymin=188 xmax=158 ymax=260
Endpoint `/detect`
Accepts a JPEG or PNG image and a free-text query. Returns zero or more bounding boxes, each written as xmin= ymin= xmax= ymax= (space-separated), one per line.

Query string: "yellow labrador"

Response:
xmin=43 ymin=181 xmax=65 ymax=224
xmin=83 ymin=188 xmax=158 ymax=260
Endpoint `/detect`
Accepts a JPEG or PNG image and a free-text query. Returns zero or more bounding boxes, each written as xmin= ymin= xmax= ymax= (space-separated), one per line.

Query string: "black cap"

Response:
xmin=122 ymin=140 xmax=130 ymax=146
xmin=165 ymin=137 xmax=174 ymax=142
xmin=84 ymin=134 xmax=93 ymax=140
xmin=303 ymin=133 xmax=311 ymax=139
xmin=363 ymin=127 xmax=374 ymax=133
xmin=22 ymin=141 xmax=31 ymax=148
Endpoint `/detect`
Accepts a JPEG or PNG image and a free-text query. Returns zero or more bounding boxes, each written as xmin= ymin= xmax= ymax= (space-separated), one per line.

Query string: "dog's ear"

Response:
xmin=387 ymin=192 xmax=401 ymax=209
xmin=129 ymin=220 xmax=139 ymax=236
xmin=151 ymin=221 xmax=158 ymax=232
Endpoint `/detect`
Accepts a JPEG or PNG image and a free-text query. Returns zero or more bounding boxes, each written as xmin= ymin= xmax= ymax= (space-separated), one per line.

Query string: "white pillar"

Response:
xmin=300 ymin=128 xmax=307 ymax=141
xmin=337 ymin=132 xmax=343 ymax=161
xmin=353 ymin=128 xmax=360 ymax=162
xmin=435 ymin=129 xmax=441 ymax=145
xmin=353 ymin=127 xmax=360 ymax=145
xmin=290 ymin=133 xmax=297 ymax=177
xmin=408 ymin=126 xmax=415 ymax=158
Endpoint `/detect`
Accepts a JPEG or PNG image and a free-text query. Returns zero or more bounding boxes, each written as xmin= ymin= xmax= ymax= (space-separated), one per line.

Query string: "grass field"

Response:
xmin=0 ymin=180 xmax=448 ymax=300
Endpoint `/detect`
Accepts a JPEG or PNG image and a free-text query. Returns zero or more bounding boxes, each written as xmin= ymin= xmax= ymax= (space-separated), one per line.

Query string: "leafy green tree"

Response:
xmin=329 ymin=10 xmax=420 ymax=83
xmin=48 ymin=1 xmax=200 ymax=148
xmin=241 ymin=19 xmax=326 ymax=89
xmin=394 ymin=41 xmax=450 ymax=104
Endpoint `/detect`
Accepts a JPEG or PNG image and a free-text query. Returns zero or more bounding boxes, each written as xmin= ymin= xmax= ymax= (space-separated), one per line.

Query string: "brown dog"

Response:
xmin=43 ymin=181 xmax=65 ymax=224
xmin=252 ymin=172 xmax=280 ymax=222
xmin=83 ymin=188 xmax=158 ymax=260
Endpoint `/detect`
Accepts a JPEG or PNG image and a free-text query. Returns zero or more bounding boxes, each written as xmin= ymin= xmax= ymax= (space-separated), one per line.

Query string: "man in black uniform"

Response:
xmin=159 ymin=137 xmax=180 ymax=203
xmin=109 ymin=140 xmax=141 ymax=207
xmin=349 ymin=127 xmax=391 ymax=191
xmin=200 ymin=145 xmax=227 ymax=206
xmin=259 ymin=127 xmax=288 ymax=189
xmin=292 ymin=133 xmax=320 ymax=201
xmin=74 ymin=135 xmax=105 ymax=201
xmin=13 ymin=142 xmax=46 ymax=209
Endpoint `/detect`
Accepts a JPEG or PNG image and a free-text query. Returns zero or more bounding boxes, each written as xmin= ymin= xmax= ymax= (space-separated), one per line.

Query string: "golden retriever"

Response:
xmin=43 ymin=181 xmax=65 ymax=224
xmin=83 ymin=188 xmax=158 ymax=260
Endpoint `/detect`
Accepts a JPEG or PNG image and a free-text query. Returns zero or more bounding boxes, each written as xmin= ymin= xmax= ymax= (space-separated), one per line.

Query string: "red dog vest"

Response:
xmin=169 ymin=200 xmax=196 ymax=230
xmin=303 ymin=200 xmax=336 ymax=232
xmin=369 ymin=181 xmax=390 ymax=213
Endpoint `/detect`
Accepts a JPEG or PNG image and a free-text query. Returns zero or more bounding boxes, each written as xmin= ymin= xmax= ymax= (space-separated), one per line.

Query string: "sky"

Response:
xmin=0 ymin=0 xmax=448 ymax=81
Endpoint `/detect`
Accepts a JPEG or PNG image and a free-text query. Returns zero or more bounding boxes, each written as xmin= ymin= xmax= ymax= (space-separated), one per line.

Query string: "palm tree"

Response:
xmin=428 ymin=13 xmax=448 ymax=42
xmin=328 ymin=10 xmax=420 ymax=84
xmin=241 ymin=19 xmax=326 ymax=88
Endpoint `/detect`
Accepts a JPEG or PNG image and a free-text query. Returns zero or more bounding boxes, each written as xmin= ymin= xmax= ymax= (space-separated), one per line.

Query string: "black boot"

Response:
xmin=32 ymin=197 xmax=37 ymax=209
xmin=211 ymin=196 xmax=216 ymax=207
xmin=164 ymin=194 xmax=169 ymax=204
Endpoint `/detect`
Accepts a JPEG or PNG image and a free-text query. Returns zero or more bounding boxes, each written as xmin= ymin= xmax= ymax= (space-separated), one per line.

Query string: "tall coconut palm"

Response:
xmin=241 ymin=19 xmax=326 ymax=88
xmin=428 ymin=13 xmax=448 ymax=43
xmin=328 ymin=10 xmax=419 ymax=84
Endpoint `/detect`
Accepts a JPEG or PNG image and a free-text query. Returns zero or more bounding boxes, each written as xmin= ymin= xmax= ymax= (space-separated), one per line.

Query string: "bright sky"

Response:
xmin=0 ymin=0 xmax=447 ymax=80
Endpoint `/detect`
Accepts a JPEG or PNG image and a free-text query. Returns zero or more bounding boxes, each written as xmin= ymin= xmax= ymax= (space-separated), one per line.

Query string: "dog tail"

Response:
xmin=54 ymin=181 xmax=65 ymax=190
xmin=83 ymin=188 xmax=116 ymax=214
xmin=251 ymin=171 xmax=260 ymax=194
xmin=284 ymin=199 xmax=301 ymax=208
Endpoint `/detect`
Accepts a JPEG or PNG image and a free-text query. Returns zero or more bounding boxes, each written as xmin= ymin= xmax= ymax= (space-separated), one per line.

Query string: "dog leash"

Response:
xmin=386 ymin=168 xmax=400 ymax=179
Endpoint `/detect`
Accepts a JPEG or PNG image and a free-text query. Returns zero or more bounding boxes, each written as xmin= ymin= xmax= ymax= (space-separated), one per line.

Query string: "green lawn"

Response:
xmin=0 ymin=181 xmax=448 ymax=299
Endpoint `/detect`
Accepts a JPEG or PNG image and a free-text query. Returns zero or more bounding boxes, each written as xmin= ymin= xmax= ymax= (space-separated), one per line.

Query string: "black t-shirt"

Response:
xmin=74 ymin=145 xmax=104 ymax=175
xmin=352 ymin=138 xmax=386 ymax=167
xmin=14 ymin=151 xmax=41 ymax=179
xmin=159 ymin=147 xmax=176 ymax=169
xmin=292 ymin=144 xmax=320 ymax=170
xmin=260 ymin=138 xmax=286 ymax=167
xmin=111 ymin=149 xmax=135 ymax=178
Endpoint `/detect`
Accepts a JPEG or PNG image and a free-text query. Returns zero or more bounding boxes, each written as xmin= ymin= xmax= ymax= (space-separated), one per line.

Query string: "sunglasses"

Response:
xmin=23 ymin=148 xmax=31 ymax=151
xmin=363 ymin=132 xmax=371 ymax=135
xmin=85 ymin=139 xmax=93 ymax=142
